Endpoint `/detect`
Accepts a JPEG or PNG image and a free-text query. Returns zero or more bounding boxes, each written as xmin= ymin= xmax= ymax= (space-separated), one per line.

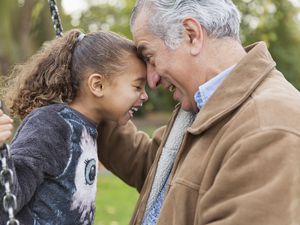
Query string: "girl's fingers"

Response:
xmin=0 ymin=114 xmax=13 ymax=125
xmin=0 ymin=112 xmax=13 ymax=145
xmin=0 ymin=131 xmax=12 ymax=145
xmin=0 ymin=124 xmax=13 ymax=132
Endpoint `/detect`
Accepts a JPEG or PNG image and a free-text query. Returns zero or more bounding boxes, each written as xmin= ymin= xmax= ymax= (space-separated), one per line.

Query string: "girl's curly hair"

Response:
xmin=4 ymin=29 xmax=137 ymax=119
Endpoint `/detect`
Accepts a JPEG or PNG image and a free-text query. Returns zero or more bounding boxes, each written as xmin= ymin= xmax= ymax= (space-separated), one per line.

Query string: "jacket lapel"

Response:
xmin=188 ymin=42 xmax=276 ymax=135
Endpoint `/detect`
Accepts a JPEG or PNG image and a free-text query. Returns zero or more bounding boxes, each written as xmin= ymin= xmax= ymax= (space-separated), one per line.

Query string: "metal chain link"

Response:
xmin=1 ymin=1 xmax=62 ymax=223
xmin=0 ymin=144 xmax=20 ymax=225
xmin=0 ymin=100 xmax=19 ymax=225
xmin=48 ymin=0 xmax=63 ymax=38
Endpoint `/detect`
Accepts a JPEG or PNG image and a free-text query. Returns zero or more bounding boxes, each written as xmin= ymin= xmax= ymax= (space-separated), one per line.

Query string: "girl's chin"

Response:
xmin=117 ymin=119 xmax=130 ymax=126
xmin=117 ymin=112 xmax=132 ymax=125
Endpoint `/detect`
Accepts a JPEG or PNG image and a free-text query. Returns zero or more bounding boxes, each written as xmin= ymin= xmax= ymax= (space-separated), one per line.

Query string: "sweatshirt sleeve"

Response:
xmin=0 ymin=108 xmax=71 ymax=214
xmin=196 ymin=129 xmax=300 ymax=225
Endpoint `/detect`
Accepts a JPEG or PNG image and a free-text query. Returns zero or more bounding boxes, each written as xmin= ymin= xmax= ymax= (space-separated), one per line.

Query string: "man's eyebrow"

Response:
xmin=137 ymin=44 xmax=147 ymax=58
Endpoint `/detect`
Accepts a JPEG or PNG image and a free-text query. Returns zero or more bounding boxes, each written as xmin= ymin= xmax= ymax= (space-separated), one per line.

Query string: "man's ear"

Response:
xmin=87 ymin=73 xmax=106 ymax=97
xmin=182 ymin=17 xmax=204 ymax=56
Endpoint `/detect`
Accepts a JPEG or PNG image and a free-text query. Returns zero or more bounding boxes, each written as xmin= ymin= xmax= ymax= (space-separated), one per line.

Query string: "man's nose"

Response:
xmin=147 ymin=65 xmax=160 ymax=89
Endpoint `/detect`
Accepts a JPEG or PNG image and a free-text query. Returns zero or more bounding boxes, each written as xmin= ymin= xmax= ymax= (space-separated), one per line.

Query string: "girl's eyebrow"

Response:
xmin=134 ymin=76 xmax=146 ymax=82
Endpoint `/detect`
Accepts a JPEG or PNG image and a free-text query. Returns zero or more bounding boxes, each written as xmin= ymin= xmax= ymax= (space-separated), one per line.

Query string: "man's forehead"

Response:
xmin=132 ymin=26 xmax=152 ymax=50
xmin=132 ymin=10 xmax=150 ymax=38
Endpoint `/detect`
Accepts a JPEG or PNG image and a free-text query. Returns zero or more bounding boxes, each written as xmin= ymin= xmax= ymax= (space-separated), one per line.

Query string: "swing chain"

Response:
xmin=0 ymin=100 xmax=19 ymax=225
xmin=0 ymin=1 xmax=63 ymax=223
xmin=48 ymin=0 xmax=63 ymax=38
xmin=0 ymin=144 xmax=20 ymax=225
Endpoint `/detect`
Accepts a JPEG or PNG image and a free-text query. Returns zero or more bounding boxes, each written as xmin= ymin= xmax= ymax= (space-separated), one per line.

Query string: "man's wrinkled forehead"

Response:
xmin=131 ymin=0 xmax=153 ymax=30
xmin=132 ymin=13 xmax=151 ymax=43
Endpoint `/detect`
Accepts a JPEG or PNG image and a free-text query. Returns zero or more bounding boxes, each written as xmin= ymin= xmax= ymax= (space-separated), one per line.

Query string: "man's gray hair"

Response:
xmin=130 ymin=0 xmax=241 ymax=49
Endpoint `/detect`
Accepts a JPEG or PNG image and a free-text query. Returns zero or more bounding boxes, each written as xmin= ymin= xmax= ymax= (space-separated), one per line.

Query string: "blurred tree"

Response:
xmin=0 ymin=0 xmax=19 ymax=76
xmin=76 ymin=0 xmax=135 ymax=37
xmin=238 ymin=0 xmax=300 ymax=89
xmin=0 ymin=0 xmax=71 ymax=77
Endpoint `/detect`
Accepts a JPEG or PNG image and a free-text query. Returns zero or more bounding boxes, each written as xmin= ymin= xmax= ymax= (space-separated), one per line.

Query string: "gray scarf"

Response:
xmin=143 ymin=109 xmax=196 ymax=222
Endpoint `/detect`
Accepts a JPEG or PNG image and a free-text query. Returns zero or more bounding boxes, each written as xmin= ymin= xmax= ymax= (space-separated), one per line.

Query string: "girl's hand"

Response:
xmin=0 ymin=110 xmax=13 ymax=146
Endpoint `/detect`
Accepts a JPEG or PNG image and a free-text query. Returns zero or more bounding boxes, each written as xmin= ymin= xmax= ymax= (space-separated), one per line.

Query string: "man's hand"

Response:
xmin=0 ymin=110 xmax=13 ymax=147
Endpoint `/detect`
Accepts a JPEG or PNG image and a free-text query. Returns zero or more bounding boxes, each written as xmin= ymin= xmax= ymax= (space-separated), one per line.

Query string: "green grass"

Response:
xmin=95 ymin=174 xmax=139 ymax=225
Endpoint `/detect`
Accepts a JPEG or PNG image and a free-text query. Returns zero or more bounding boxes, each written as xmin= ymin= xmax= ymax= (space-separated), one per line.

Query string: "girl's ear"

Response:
xmin=87 ymin=73 xmax=106 ymax=97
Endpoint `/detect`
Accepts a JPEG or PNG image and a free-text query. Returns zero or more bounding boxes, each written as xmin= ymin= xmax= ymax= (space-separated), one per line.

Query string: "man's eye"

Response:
xmin=144 ymin=55 xmax=153 ymax=63
xmin=144 ymin=56 xmax=150 ymax=62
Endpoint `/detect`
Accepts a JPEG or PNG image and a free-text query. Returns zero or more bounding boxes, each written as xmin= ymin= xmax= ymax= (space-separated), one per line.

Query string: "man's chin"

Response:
xmin=180 ymin=101 xmax=198 ymax=113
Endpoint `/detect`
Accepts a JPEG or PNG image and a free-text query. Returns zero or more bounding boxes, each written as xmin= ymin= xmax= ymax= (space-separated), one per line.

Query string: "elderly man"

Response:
xmin=98 ymin=0 xmax=300 ymax=224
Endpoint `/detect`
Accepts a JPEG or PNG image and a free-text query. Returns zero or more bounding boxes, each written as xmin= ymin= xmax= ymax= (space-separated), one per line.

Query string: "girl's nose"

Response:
xmin=141 ymin=90 xmax=148 ymax=102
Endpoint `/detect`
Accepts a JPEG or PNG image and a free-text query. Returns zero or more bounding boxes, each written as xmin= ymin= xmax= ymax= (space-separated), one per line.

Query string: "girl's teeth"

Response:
xmin=169 ymin=85 xmax=175 ymax=92
xmin=129 ymin=107 xmax=139 ymax=118
xmin=129 ymin=110 xmax=133 ymax=117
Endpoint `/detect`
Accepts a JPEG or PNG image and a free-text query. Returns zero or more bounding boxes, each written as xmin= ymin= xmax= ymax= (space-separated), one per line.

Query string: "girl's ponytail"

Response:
xmin=4 ymin=30 xmax=82 ymax=119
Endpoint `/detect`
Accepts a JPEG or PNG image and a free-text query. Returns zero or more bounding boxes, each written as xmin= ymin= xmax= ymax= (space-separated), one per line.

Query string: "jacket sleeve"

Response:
xmin=97 ymin=120 xmax=166 ymax=192
xmin=197 ymin=129 xmax=300 ymax=225
xmin=0 ymin=108 xmax=70 ymax=217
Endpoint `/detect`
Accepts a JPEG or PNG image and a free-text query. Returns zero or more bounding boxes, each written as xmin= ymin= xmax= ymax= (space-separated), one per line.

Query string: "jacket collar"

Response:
xmin=187 ymin=42 xmax=276 ymax=135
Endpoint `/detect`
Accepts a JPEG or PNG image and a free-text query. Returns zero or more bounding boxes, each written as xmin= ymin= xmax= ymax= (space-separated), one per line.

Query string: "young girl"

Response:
xmin=0 ymin=29 xmax=148 ymax=225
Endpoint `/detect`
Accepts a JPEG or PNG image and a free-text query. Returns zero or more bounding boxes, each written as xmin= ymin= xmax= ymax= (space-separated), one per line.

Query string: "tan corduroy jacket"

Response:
xmin=98 ymin=42 xmax=300 ymax=225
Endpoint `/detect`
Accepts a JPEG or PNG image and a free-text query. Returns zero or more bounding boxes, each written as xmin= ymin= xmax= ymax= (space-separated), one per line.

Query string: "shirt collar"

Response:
xmin=194 ymin=64 xmax=236 ymax=110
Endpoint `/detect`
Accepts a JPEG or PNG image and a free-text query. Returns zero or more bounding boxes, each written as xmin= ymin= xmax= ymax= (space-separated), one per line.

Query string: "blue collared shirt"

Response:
xmin=194 ymin=64 xmax=236 ymax=110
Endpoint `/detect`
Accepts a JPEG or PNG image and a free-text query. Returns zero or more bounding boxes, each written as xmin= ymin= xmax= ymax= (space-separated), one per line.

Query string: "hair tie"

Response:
xmin=77 ymin=33 xmax=86 ymax=42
